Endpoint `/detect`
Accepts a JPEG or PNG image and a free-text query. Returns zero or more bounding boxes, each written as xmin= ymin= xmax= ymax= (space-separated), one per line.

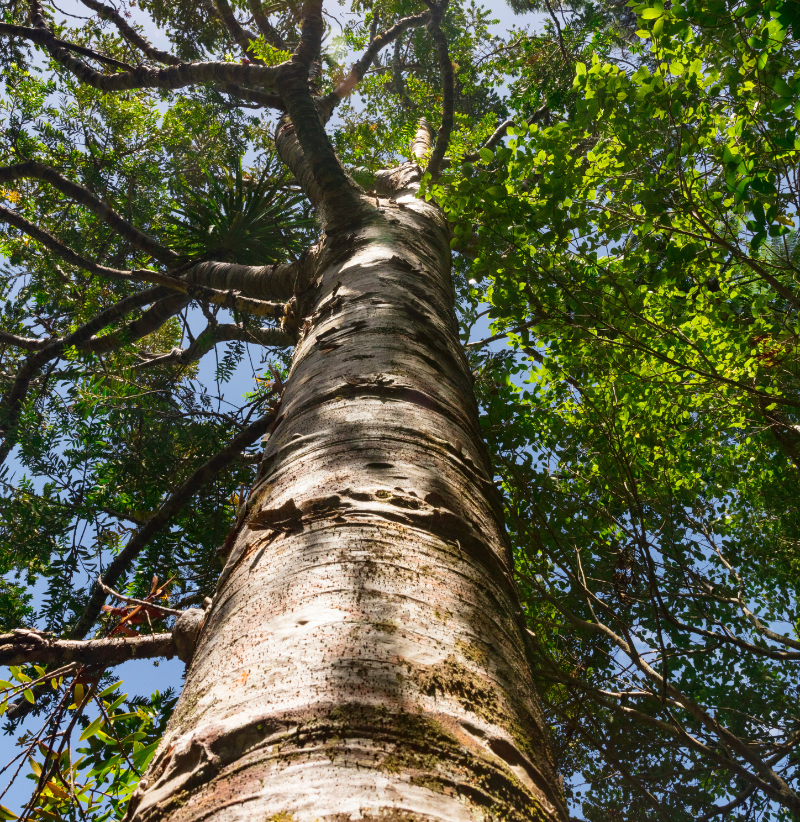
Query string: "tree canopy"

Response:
xmin=1 ymin=0 xmax=799 ymax=819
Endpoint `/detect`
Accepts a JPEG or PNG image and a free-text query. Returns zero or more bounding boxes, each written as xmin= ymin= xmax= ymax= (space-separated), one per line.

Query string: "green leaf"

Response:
xmin=130 ymin=741 xmax=160 ymax=771
xmin=97 ymin=681 xmax=123 ymax=698
xmin=79 ymin=715 xmax=105 ymax=741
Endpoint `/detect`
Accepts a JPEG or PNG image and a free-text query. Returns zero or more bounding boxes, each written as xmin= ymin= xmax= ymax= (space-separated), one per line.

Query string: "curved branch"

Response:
xmin=424 ymin=20 xmax=455 ymax=179
xmin=0 ymin=206 xmax=286 ymax=318
xmin=76 ymin=0 xmax=182 ymax=65
xmin=274 ymin=2 xmax=364 ymax=227
xmin=214 ymin=0 xmax=264 ymax=64
xmin=138 ymin=323 xmax=293 ymax=369
xmin=326 ymin=11 xmax=430 ymax=106
xmin=69 ymin=410 xmax=278 ymax=639
xmin=274 ymin=116 xmax=324 ymax=207
xmin=0 ymin=161 xmax=177 ymax=263
xmin=247 ymin=0 xmax=287 ymax=49
xmin=82 ymin=293 xmax=191 ymax=354
xmin=218 ymin=82 xmax=286 ymax=110
xmin=0 ymin=22 xmax=134 ymax=69
xmin=0 ymin=629 xmax=176 ymax=667
xmin=27 ymin=1 xmax=283 ymax=94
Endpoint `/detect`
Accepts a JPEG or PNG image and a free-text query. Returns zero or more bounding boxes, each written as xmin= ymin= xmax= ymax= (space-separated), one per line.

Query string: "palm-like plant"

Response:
xmin=165 ymin=154 xmax=315 ymax=265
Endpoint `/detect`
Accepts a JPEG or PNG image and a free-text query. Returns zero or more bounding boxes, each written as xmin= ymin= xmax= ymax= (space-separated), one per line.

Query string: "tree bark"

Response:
xmin=126 ymin=165 xmax=567 ymax=822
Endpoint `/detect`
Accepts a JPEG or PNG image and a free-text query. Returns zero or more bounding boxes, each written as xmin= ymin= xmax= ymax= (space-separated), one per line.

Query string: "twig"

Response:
xmin=96 ymin=577 xmax=183 ymax=616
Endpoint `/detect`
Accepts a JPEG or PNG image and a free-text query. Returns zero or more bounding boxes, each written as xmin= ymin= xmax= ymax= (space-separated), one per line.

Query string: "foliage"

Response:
xmin=164 ymin=154 xmax=316 ymax=265
xmin=435 ymin=0 xmax=800 ymax=817
xmin=1 ymin=0 xmax=800 ymax=819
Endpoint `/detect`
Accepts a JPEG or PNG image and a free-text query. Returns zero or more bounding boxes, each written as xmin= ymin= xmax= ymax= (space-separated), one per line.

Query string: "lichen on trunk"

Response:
xmin=126 ymin=163 xmax=567 ymax=822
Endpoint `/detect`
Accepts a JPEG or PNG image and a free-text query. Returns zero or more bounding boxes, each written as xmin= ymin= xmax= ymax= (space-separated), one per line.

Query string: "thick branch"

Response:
xmin=0 ymin=629 xmax=176 ymax=667
xmin=69 ymin=410 xmax=278 ymax=639
xmin=274 ymin=116 xmax=324 ymax=207
xmin=247 ymin=0 xmax=287 ymax=48
xmin=27 ymin=2 xmax=283 ymax=94
xmin=77 ymin=0 xmax=182 ymax=65
xmin=424 ymin=20 xmax=455 ymax=179
xmin=274 ymin=2 xmax=364 ymax=226
xmin=0 ymin=22 xmax=133 ymax=69
xmin=0 ymin=161 xmax=177 ymax=263
xmin=0 ymin=329 xmax=49 ymax=351
xmin=218 ymin=82 xmax=285 ymax=110
xmin=186 ymin=254 xmax=317 ymax=302
xmin=0 ymin=205 xmax=285 ymax=318
xmin=214 ymin=0 xmax=264 ymax=64
xmin=82 ymin=293 xmax=191 ymax=354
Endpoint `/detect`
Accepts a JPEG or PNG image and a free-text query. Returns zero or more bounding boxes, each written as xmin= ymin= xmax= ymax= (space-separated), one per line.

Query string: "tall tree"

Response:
xmin=0 ymin=1 xmax=568 ymax=821
xmin=2 ymin=0 xmax=800 ymax=819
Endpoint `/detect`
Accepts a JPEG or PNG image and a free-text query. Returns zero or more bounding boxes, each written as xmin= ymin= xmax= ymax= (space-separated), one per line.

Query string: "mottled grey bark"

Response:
xmin=126 ymin=165 xmax=567 ymax=822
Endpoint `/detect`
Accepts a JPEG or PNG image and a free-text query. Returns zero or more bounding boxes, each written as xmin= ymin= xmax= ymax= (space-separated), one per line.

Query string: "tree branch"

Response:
xmin=187 ymin=253 xmax=318 ymax=302
xmin=0 ymin=630 xmax=176 ymax=667
xmin=137 ymin=322 xmax=293 ymax=369
xmin=0 ymin=329 xmax=50 ymax=351
xmin=324 ymin=11 xmax=430 ymax=106
xmin=274 ymin=1 xmax=364 ymax=226
xmin=424 ymin=17 xmax=455 ymax=179
xmin=460 ymin=105 xmax=550 ymax=164
xmin=96 ymin=577 xmax=183 ymax=616
xmin=0 ymin=205 xmax=286 ymax=318
xmin=0 ymin=161 xmax=177 ymax=263
xmin=218 ymin=82 xmax=286 ymax=110
xmin=76 ymin=0 xmax=182 ymax=65
xmin=69 ymin=410 xmax=279 ymax=639
xmin=0 ymin=22 xmax=134 ymax=69
xmin=214 ymin=0 xmax=265 ymax=64
xmin=542 ymin=0 xmax=569 ymax=61
xmin=530 ymin=579 xmax=800 ymax=813
xmin=27 ymin=0 xmax=283 ymax=94
xmin=82 ymin=293 xmax=191 ymax=354
xmin=247 ymin=0 xmax=288 ymax=49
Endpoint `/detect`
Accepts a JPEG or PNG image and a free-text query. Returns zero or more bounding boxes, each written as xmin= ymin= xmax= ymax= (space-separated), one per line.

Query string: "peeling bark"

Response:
xmin=127 ymin=168 xmax=566 ymax=822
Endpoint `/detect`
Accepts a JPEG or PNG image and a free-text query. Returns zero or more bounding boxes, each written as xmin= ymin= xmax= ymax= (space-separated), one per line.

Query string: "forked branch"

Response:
xmin=27 ymin=0 xmax=283 ymax=94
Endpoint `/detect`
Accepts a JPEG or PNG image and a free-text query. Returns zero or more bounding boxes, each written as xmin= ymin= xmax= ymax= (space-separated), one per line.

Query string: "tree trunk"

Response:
xmin=126 ymin=164 xmax=567 ymax=822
